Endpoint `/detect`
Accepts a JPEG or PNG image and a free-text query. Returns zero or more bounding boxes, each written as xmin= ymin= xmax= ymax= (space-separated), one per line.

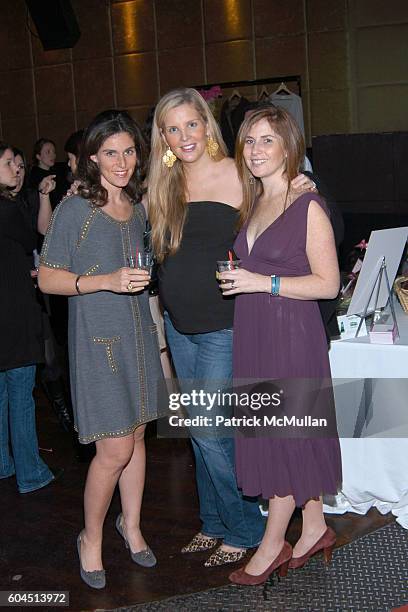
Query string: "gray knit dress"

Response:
xmin=40 ymin=196 xmax=165 ymax=444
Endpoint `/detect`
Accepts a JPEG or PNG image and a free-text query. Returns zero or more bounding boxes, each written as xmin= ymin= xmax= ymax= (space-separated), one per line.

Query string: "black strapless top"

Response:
xmin=159 ymin=201 xmax=238 ymax=334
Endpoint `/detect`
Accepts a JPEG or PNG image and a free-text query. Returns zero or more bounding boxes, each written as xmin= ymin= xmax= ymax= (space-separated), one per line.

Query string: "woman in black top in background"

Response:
xmin=29 ymin=138 xmax=69 ymax=209
xmin=0 ymin=141 xmax=55 ymax=493
xmin=11 ymin=147 xmax=73 ymax=433
xmin=12 ymin=147 xmax=55 ymax=237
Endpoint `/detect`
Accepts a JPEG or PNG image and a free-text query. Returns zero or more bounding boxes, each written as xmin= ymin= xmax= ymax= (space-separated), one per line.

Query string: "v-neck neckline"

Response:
xmin=246 ymin=193 xmax=308 ymax=256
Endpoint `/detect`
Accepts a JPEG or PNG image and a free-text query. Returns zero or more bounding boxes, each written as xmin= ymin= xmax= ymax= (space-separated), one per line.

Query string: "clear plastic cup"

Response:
xmin=128 ymin=252 xmax=154 ymax=275
xmin=216 ymin=259 xmax=241 ymax=284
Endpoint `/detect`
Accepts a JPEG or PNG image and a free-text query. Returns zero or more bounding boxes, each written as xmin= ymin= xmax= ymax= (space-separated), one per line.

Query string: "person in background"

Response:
xmin=29 ymin=140 xmax=72 ymax=396
xmin=28 ymin=138 xmax=56 ymax=191
xmin=147 ymin=88 xmax=315 ymax=567
xmin=11 ymin=147 xmax=55 ymax=243
xmin=64 ymin=129 xmax=84 ymax=179
xmin=28 ymin=138 xmax=69 ymax=209
xmin=0 ymin=141 xmax=56 ymax=494
xmin=218 ymin=106 xmax=342 ymax=586
xmin=10 ymin=147 xmax=73 ymax=433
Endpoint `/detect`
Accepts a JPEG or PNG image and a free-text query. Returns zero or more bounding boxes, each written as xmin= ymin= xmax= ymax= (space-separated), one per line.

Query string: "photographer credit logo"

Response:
xmin=167 ymin=388 xmax=327 ymax=429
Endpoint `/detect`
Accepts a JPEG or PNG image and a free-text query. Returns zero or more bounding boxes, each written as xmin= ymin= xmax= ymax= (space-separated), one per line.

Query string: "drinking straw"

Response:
xmin=228 ymin=250 xmax=233 ymax=262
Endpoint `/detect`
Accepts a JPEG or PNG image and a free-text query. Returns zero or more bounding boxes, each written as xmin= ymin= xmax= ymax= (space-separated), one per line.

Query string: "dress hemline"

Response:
xmin=238 ymin=482 xmax=342 ymax=509
xmin=75 ymin=409 xmax=168 ymax=444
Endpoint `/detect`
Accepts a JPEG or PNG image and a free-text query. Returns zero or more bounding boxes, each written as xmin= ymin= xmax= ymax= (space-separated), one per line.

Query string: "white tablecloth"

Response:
xmin=324 ymin=303 xmax=408 ymax=528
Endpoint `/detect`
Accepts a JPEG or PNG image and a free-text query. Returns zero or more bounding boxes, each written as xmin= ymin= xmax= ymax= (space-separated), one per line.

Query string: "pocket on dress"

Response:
xmin=92 ymin=336 xmax=121 ymax=374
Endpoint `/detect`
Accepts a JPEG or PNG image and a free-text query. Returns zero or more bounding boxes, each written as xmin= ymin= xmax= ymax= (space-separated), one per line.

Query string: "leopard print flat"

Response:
xmin=181 ymin=533 xmax=219 ymax=554
xmin=204 ymin=545 xmax=247 ymax=567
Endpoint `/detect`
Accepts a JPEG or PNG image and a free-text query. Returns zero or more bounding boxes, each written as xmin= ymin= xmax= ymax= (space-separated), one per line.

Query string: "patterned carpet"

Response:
xmin=110 ymin=522 xmax=408 ymax=612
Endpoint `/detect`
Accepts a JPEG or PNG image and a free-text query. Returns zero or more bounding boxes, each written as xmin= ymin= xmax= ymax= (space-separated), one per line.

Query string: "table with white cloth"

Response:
xmin=323 ymin=303 xmax=408 ymax=528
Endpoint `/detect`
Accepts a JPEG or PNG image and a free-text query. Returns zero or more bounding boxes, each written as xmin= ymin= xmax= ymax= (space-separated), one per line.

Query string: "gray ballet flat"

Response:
xmin=76 ymin=534 xmax=106 ymax=589
xmin=115 ymin=513 xmax=157 ymax=567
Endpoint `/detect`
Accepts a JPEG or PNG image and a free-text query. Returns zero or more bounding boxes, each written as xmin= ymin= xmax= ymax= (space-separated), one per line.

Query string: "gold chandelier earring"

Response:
xmin=162 ymin=146 xmax=177 ymax=168
xmin=206 ymin=135 xmax=219 ymax=159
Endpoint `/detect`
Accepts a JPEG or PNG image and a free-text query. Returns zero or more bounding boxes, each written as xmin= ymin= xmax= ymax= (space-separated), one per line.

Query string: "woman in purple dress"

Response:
xmin=219 ymin=106 xmax=342 ymax=585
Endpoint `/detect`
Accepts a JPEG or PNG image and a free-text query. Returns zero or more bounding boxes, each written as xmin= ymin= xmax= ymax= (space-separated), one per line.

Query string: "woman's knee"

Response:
xmin=96 ymin=436 xmax=134 ymax=470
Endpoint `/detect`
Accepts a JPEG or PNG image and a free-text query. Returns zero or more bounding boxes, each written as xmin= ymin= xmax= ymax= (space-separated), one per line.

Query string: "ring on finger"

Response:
xmin=127 ymin=281 xmax=133 ymax=291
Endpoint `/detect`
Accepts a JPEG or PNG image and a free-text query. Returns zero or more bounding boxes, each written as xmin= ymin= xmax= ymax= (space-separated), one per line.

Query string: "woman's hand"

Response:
xmin=218 ymin=268 xmax=269 ymax=295
xmin=290 ymin=173 xmax=317 ymax=193
xmin=65 ymin=179 xmax=81 ymax=197
xmin=106 ymin=267 xmax=150 ymax=294
xmin=38 ymin=175 xmax=56 ymax=195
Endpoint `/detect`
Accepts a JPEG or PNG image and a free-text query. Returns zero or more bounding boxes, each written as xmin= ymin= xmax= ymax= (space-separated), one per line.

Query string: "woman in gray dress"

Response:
xmin=38 ymin=110 xmax=164 ymax=589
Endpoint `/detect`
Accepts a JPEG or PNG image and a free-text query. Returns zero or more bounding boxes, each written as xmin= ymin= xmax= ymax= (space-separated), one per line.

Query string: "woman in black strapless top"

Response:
xmin=148 ymin=88 xmax=314 ymax=567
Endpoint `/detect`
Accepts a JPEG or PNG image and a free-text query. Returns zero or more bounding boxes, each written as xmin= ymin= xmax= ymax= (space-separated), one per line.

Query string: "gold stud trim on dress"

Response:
xmin=75 ymin=413 xmax=160 ymax=444
xmin=39 ymin=259 xmax=70 ymax=270
xmin=95 ymin=203 xmax=136 ymax=225
xmin=134 ymin=204 xmax=145 ymax=226
xmin=76 ymin=207 xmax=98 ymax=249
xmin=93 ymin=336 xmax=121 ymax=374
xmin=84 ymin=264 xmax=100 ymax=276
xmin=130 ymin=297 xmax=148 ymax=420
xmin=40 ymin=202 xmax=64 ymax=261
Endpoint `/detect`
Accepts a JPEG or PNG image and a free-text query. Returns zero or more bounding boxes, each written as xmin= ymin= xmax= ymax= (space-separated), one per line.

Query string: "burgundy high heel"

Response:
xmin=229 ymin=541 xmax=292 ymax=586
xmin=289 ymin=527 xmax=336 ymax=570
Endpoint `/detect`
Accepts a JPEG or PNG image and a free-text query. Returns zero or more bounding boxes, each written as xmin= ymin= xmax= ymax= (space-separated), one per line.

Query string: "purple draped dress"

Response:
xmin=233 ymin=193 xmax=342 ymax=507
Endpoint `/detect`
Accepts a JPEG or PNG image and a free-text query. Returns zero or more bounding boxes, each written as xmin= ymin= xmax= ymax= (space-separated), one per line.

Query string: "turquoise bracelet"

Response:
xmin=270 ymin=274 xmax=280 ymax=296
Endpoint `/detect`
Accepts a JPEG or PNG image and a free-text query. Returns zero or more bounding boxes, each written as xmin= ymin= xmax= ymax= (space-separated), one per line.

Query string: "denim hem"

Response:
xmin=18 ymin=474 xmax=54 ymax=494
xmin=0 ymin=471 xmax=15 ymax=479
xmin=222 ymin=537 xmax=264 ymax=549
xmin=201 ymin=530 xmax=225 ymax=539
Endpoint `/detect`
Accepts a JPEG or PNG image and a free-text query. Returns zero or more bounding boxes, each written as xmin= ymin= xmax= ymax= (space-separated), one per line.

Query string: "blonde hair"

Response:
xmin=235 ymin=106 xmax=305 ymax=228
xmin=147 ymin=88 xmax=228 ymax=261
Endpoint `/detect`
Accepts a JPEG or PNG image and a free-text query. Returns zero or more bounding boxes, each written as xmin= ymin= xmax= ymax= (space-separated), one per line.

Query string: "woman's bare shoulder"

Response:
xmin=211 ymin=157 xmax=242 ymax=207
xmin=219 ymin=156 xmax=237 ymax=171
xmin=216 ymin=157 xmax=239 ymax=181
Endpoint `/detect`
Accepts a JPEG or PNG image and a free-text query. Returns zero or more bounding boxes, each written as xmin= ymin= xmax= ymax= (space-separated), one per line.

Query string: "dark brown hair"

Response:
xmin=0 ymin=141 xmax=14 ymax=198
xmin=235 ymin=106 xmax=305 ymax=228
xmin=77 ymin=110 xmax=147 ymax=207
xmin=31 ymin=138 xmax=56 ymax=166
xmin=64 ymin=129 xmax=84 ymax=158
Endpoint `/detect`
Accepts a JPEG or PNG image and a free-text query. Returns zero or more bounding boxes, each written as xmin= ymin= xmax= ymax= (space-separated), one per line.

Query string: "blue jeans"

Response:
xmin=0 ymin=366 xmax=54 ymax=493
xmin=164 ymin=313 xmax=265 ymax=548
